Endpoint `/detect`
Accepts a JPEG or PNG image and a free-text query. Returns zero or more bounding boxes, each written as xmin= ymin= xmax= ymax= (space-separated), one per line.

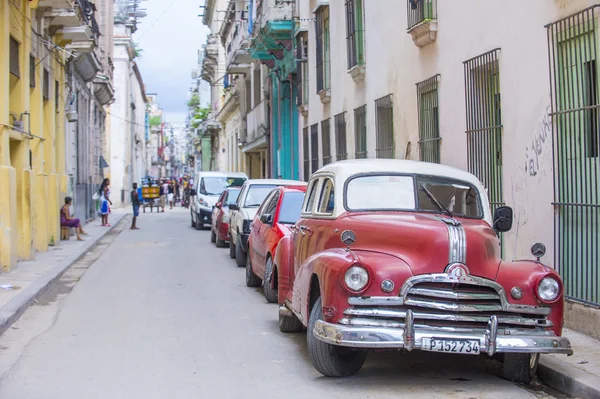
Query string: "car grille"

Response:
xmin=340 ymin=280 xmax=552 ymax=332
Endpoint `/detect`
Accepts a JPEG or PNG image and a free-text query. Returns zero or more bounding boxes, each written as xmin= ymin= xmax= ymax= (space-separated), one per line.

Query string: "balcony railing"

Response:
xmin=253 ymin=0 xmax=294 ymax=33
xmin=407 ymin=0 xmax=436 ymax=30
xmin=246 ymin=101 xmax=267 ymax=143
xmin=76 ymin=0 xmax=101 ymax=37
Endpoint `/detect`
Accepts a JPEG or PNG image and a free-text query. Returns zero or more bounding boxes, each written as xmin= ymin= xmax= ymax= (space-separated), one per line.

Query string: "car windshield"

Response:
xmin=244 ymin=185 xmax=277 ymax=207
xmin=278 ymin=192 xmax=305 ymax=224
xmin=201 ymin=177 xmax=246 ymax=195
xmin=345 ymin=174 xmax=483 ymax=218
xmin=226 ymin=189 xmax=241 ymax=205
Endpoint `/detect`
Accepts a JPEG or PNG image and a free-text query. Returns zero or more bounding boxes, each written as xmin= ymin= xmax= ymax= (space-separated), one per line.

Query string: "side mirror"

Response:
xmin=229 ymin=204 xmax=239 ymax=211
xmin=215 ymin=201 xmax=222 ymax=208
xmin=260 ymin=213 xmax=273 ymax=224
xmin=493 ymin=206 xmax=513 ymax=233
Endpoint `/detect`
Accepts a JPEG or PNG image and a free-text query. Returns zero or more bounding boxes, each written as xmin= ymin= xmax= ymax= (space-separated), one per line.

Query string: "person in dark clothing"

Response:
xmin=168 ymin=181 xmax=175 ymax=209
xmin=131 ymin=183 xmax=141 ymax=229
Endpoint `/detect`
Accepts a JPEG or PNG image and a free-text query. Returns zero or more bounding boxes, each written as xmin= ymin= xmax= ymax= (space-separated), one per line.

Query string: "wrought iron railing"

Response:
xmin=354 ymin=105 xmax=367 ymax=159
xmin=417 ymin=74 xmax=441 ymax=163
xmin=375 ymin=94 xmax=394 ymax=158
xmin=407 ymin=0 xmax=437 ymax=30
xmin=546 ymin=5 xmax=600 ymax=306
xmin=335 ymin=112 xmax=348 ymax=161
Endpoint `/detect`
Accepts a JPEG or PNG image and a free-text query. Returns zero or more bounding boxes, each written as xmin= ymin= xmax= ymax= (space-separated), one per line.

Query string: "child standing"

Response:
xmin=131 ymin=182 xmax=141 ymax=230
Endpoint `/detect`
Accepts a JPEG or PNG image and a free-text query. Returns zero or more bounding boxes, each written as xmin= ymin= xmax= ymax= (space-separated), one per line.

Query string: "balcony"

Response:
xmin=38 ymin=0 xmax=74 ymax=8
xmin=226 ymin=23 xmax=251 ymax=74
xmin=243 ymin=100 xmax=268 ymax=152
xmin=200 ymin=35 xmax=219 ymax=83
xmin=93 ymin=75 xmax=115 ymax=105
xmin=68 ymin=44 xmax=102 ymax=81
xmin=253 ymin=0 xmax=294 ymax=34
xmin=44 ymin=8 xmax=80 ymax=27
xmin=406 ymin=0 xmax=437 ymax=48
xmin=199 ymin=112 xmax=222 ymax=137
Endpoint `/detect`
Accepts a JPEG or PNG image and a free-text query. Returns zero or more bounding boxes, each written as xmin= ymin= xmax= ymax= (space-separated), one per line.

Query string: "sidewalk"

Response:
xmin=0 ymin=210 xmax=127 ymax=335
xmin=539 ymin=329 xmax=600 ymax=399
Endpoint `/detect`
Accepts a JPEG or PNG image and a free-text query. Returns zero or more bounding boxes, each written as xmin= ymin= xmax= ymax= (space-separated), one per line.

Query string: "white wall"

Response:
xmin=299 ymin=0 xmax=599 ymax=267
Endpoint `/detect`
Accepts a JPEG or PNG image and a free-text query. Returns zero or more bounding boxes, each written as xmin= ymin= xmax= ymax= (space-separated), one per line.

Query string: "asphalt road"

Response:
xmin=0 ymin=208 xmax=563 ymax=399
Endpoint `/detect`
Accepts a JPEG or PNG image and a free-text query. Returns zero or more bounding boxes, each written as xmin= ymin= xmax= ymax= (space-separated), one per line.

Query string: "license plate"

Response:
xmin=421 ymin=337 xmax=480 ymax=355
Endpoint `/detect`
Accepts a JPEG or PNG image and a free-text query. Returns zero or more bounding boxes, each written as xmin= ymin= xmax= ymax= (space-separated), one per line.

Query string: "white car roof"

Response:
xmin=310 ymin=159 xmax=493 ymax=225
xmin=243 ymin=179 xmax=307 ymax=186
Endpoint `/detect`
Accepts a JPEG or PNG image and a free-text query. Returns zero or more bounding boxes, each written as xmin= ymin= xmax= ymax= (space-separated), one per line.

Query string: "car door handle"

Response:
xmin=299 ymin=225 xmax=312 ymax=235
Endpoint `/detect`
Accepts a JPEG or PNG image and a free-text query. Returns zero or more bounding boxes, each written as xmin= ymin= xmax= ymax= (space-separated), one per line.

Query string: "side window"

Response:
xmin=257 ymin=191 xmax=276 ymax=216
xmin=220 ymin=190 xmax=228 ymax=205
xmin=303 ymin=178 xmax=320 ymax=213
xmin=237 ymin=185 xmax=247 ymax=206
xmin=264 ymin=192 xmax=280 ymax=216
xmin=317 ymin=178 xmax=334 ymax=214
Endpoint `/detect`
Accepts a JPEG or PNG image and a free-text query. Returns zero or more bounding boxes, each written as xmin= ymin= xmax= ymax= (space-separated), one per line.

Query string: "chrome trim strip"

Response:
xmin=348 ymin=296 xmax=405 ymax=306
xmin=342 ymin=308 xmax=552 ymax=327
xmin=486 ymin=315 xmax=498 ymax=356
xmin=408 ymin=287 xmax=500 ymax=301
xmin=338 ymin=317 xmax=553 ymax=331
xmin=313 ymin=320 xmax=573 ymax=355
xmin=404 ymin=298 xmax=503 ymax=312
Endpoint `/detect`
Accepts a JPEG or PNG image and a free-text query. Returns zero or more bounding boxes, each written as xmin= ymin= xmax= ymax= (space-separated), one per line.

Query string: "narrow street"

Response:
xmin=0 ymin=209 xmax=562 ymax=399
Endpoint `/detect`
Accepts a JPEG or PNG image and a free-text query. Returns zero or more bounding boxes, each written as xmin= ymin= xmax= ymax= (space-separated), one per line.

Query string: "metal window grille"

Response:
xmin=335 ymin=112 xmax=348 ymax=160
xmin=303 ymin=126 xmax=310 ymax=180
xmin=375 ymin=94 xmax=394 ymax=158
xmin=311 ymin=124 xmax=319 ymax=173
xmin=30 ymin=55 xmax=35 ymax=88
xmin=295 ymin=34 xmax=309 ymax=105
xmin=354 ymin=105 xmax=367 ymax=158
xmin=463 ymin=48 xmax=504 ymax=251
xmin=43 ymin=69 xmax=50 ymax=100
xmin=417 ymin=74 xmax=441 ymax=163
xmin=10 ymin=37 xmax=20 ymax=77
xmin=407 ymin=0 xmax=437 ymax=30
xmin=55 ymin=80 xmax=59 ymax=110
xmin=345 ymin=0 xmax=364 ymax=69
xmin=322 ymin=119 xmax=332 ymax=165
xmin=546 ymin=5 xmax=600 ymax=305
xmin=315 ymin=7 xmax=330 ymax=92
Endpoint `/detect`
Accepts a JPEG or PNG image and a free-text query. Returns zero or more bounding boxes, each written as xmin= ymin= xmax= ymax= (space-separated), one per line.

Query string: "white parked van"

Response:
xmin=190 ymin=171 xmax=248 ymax=230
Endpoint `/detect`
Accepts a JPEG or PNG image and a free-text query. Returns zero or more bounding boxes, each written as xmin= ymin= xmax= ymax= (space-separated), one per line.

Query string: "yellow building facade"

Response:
xmin=0 ymin=0 xmax=68 ymax=271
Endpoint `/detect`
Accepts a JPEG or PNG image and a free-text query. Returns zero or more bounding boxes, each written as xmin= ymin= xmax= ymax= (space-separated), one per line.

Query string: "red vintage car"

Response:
xmin=246 ymin=186 xmax=307 ymax=303
xmin=210 ymin=186 xmax=241 ymax=247
xmin=274 ymin=159 xmax=573 ymax=382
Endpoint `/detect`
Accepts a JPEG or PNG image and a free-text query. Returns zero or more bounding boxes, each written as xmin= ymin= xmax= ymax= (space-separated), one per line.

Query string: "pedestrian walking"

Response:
xmin=99 ymin=178 xmax=112 ymax=226
xmin=159 ymin=180 xmax=167 ymax=212
xmin=61 ymin=197 xmax=88 ymax=241
xmin=131 ymin=183 xmax=141 ymax=230
xmin=168 ymin=180 xmax=175 ymax=209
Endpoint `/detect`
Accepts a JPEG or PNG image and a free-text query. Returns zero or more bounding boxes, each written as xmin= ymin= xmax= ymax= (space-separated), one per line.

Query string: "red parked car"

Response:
xmin=210 ymin=187 xmax=241 ymax=247
xmin=246 ymin=186 xmax=307 ymax=303
xmin=274 ymin=159 xmax=572 ymax=381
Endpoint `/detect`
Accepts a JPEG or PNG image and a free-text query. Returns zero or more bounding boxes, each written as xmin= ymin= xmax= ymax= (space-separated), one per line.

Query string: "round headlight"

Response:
xmin=344 ymin=266 xmax=369 ymax=292
xmin=537 ymin=277 xmax=560 ymax=302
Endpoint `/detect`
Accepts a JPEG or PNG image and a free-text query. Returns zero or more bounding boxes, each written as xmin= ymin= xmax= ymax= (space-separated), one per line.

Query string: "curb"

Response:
xmin=0 ymin=214 xmax=128 ymax=336
xmin=538 ymin=355 xmax=600 ymax=399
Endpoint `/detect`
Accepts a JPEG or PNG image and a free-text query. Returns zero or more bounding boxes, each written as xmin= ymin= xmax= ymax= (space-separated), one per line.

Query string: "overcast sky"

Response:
xmin=134 ymin=0 xmax=211 ymax=124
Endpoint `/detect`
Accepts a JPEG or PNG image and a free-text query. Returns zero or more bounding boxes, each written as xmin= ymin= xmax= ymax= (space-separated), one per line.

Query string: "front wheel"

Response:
xmin=245 ymin=250 xmax=261 ymax=287
xmin=229 ymin=236 xmax=236 ymax=259
xmin=195 ymin=214 xmax=203 ymax=230
xmin=263 ymin=258 xmax=278 ymax=303
xmin=235 ymin=235 xmax=246 ymax=267
xmin=307 ymin=297 xmax=367 ymax=377
xmin=279 ymin=311 xmax=303 ymax=333
xmin=503 ymin=353 xmax=540 ymax=384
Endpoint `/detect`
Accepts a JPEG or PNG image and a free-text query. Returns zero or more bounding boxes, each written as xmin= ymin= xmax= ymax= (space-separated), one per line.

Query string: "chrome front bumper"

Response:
xmin=313 ymin=314 xmax=573 ymax=356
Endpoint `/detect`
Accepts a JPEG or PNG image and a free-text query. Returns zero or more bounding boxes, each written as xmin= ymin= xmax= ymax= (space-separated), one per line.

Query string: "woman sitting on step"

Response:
xmin=60 ymin=197 xmax=88 ymax=241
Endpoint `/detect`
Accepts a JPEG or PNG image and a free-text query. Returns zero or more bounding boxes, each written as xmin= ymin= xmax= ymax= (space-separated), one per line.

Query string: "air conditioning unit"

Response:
xmin=66 ymin=104 xmax=78 ymax=122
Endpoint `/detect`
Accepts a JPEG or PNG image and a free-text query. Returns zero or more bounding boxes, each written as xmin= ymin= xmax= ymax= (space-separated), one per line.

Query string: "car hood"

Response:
xmin=241 ymin=206 xmax=260 ymax=221
xmin=338 ymin=212 xmax=501 ymax=280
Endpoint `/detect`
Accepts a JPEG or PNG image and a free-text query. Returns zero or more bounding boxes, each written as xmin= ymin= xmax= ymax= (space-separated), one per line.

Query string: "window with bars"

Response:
xmin=335 ymin=112 xmax=348 ymax=160
xmin=345 ymin=0 xmax=365 ymax=69
xmin=417 ymin=75 xmax=441 ymax=163
xmin=43 ymin=69 xmax=50 ymax=101
xmin=10 ymin=37 xmax=20 ymax=78
xmin=464 ymin=49 xmax=504 ymax=247
xmin=55 ymin=80 xmax=60 ymax=110
xmin=354 ymin=105 xmax=367 ymax=158
xmin=295 ymin=33 xmax=309 ymax=105
xmin=315 ymin=6 xmax=331 ymax=93
xmin=407 ymin=0 xmax=437 ymax=30
xmin=546 ymin=6 xmax=600 ymax=305
xmin=30 ymin=55 xmax=35 ymax=88
xmin=321 ymin=118 xmax=332 ymax=165
xmin=375 ymin=94 xmax=394 ymax=158
xmin=311 ymin=123 xmax=319 ymax=172
xmin=303 ymin=127 xmax=310 ymax=180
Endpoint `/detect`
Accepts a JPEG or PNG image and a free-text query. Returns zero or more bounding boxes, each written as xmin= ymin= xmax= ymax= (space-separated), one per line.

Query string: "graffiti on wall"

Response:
xmin=524 ymin=105 xmax=552 ymax=177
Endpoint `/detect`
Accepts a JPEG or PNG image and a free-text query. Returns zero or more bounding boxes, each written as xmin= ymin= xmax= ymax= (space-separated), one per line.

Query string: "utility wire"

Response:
xmin=106 ymin=111 xmax=150 ymax=128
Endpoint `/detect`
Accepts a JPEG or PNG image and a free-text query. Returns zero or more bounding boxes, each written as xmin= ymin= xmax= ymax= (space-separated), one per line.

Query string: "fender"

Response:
xmin=496 ymin=260 xmax=565 ymax=336
xmin=274 ymin=235 xmax=294 ymax=305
